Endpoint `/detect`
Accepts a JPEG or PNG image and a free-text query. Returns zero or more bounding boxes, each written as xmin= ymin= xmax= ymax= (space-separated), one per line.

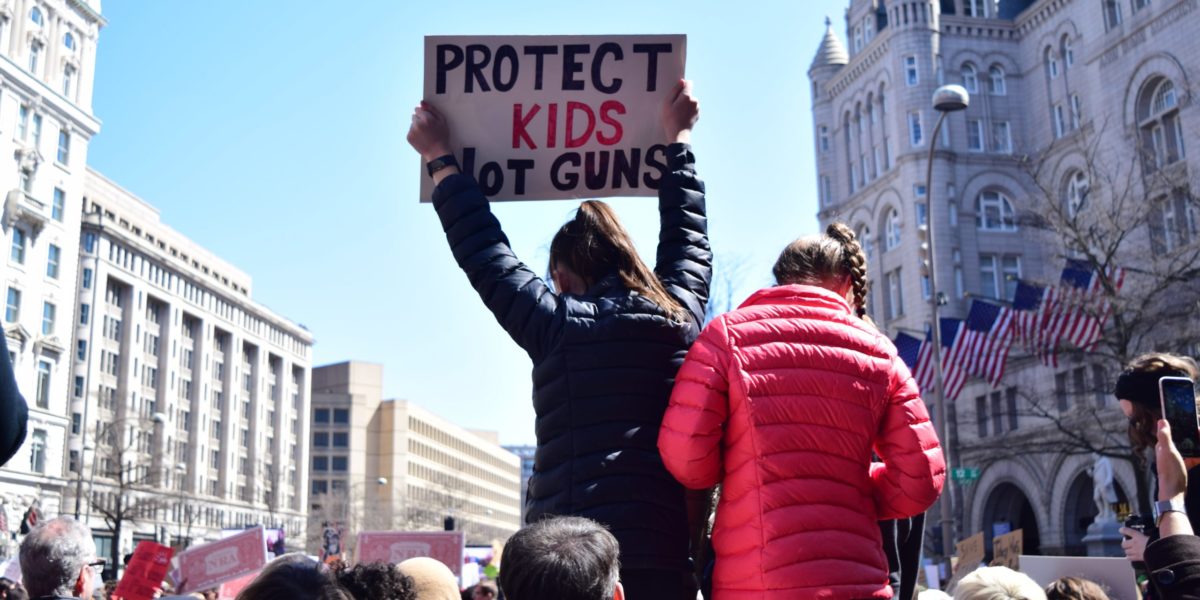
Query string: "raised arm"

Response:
xmin=408 ymin=102 xmax=561 ymax=360
xmin=655 ymin=81 xmax=712 ymax=325
xmin=870 ymin=353 xmax=946 ymax=520
xmin=658 ymin=316 xmax=732 ymax=489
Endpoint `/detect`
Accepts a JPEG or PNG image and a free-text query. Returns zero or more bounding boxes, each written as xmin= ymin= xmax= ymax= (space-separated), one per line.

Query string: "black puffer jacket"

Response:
xmin=433 ymin=143 xmax=711 ymax=571
xmin=0 ymin=331 xmax=27 ymax=466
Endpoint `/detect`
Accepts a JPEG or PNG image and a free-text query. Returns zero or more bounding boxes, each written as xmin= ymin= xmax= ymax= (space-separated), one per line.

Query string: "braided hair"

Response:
xmin=772 ymin=222 xmax=871 ymax=320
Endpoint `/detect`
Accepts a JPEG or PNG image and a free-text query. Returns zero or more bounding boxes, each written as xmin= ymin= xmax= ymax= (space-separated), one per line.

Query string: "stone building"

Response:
xmin=810 ymin=0 xmax=1200 ymax=556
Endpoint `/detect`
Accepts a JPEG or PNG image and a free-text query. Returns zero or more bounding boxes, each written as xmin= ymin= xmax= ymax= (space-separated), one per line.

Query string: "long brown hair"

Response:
xmin=548 ymin=200 xmax=685 ymax=320
xmin=772 ymin=222 xmax=870 ymax=320
xmin=1120 ymin=352 xmax=1200 ymax=454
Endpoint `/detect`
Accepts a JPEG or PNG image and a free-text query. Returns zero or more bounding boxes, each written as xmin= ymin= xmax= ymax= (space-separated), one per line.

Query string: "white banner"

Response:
xmin=419 ymin=34 xmax=687 ymax=202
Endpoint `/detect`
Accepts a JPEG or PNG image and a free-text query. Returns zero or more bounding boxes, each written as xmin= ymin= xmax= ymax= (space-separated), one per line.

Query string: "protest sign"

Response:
xmin=178 ymin=526 xmax=267 ymax=593
xmin=419 ymin=34 xmax=687 ymax=203
xmin=990 ymin=529 xmax=1023 ymax=570
xmin=356 ymin=531 xmax=465 ymax=576
xmin=217 ymin=569 xmax=260 ymax=600
xmin=945 ymin=532 xmax=985 ymax=592
xmin=114 ymin=541 xmax=174 ymax=600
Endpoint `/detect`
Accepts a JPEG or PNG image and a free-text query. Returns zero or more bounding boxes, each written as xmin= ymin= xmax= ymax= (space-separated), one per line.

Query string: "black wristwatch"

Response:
xmin=426 ymin=154 xmax=459 ymax=178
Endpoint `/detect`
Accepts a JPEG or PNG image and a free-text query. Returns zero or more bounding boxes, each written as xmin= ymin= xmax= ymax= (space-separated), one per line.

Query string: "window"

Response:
xmin=11 ymin=228 xmax=26 ymax=264
xmin=1053 ymin=104 xmax=1066 ymax=138
xmin=313 ymin=456 xmax=328 ymax=471
xmin=64 ymin=31 xmax=74 ymax=50
xmin=905 ymin=55 xmax=919 ymax=86
xmin=988 ymin=66 xmax=1006 ymax=95
xmin=991 ymin=121 xmax=1012 ymax=154
xmin=49 ymin=189 xmax=65 ymax=222
xmin=1152 ymin=192 xmax=1199 ymax=252
xmin=73 ymin=376 xmax=83 ymax=398
xmin=41 ymin=302 xmax=54 ymax=335
xmin=333 ymin=409 xmax=349 ymax=424
xmin=976 ymin=191 xmax=1018 ymax=231
xmin=1006 ymin=388 xmax=1019 ymax=430
xmin=82 ymin=233 xmax=96 ymax=254
xmin=1062 ymin=37 xmax=1075 ymax=69
xmin=1133 ymin=0 xmax=1150 ymax=10
xmin=976 ymin=396 xmax=989 ymax=437
xmin=331 ymin=456 xmax=348 ymax=472
xmin=1139 ymin=78 xmax=1186 ymax=172
xmin=961 ymin=63 xmax=979 ymax=93
xmin=1064 ymin=171 xmax=1090 ymax=218
xmin=853 ymin=24 xmax=863 ymax=53
xmin=967 ymin=119 xmax=984 ymax=151
xmin=1045 ymin=48 xmax=1059 ymax=79
xmin=818 ymin=125 xmax=830 ymax=153
xmin=29 ymin=7 xmax=42 ymax=26
xmin=1070 ymin=95 xmax=1082 ymax=130
xmin=62 ymin=64 xmax=74 ymax=97
xmin=979 ymin=255 xmax=1022 ymax=300
xmin=819 ymin=175 xmax=832 ymax=208
xmin=17 ymin=105 xmax=28 ymax=140
xmin=885 ymin=209 xmax=902 ymax=250
xmin=57 ymin=130 xmax=70 ymax=164
xmin=30 ymin=430 xmax=47 ymax=474
xmin=32 ymin=114 xmax=41 ymax=146
xmin=908 ymin=111 xmax=923 ymax=147
xmin=964 ymin=0 xmax=987 ymax=16
xmin=885 ymin=269 xmax=904 ymax=320
xmin=1104 ymin=0 xmax=1123 ymax=29
xmin=35 ymin=360 xmax=51 ymax=408
xmin=6 ymin=288 xmax=20 ymax=323
xmin=46 ymin=244 xmax=60 ymax=279
xmin=314 ymin=409 xmax=330 ymax=424
xmin=332 ymin=432 xmax=349 ymax=448
xmin=921 ymin=275 xmax=931 ymax=300
xmin=28 ymin=40 xmax=41 ymax=75
xmin=311 ymin=480 xmax=328 ymax=495
xmin=76 ymin=339 xmax=86 ymax=361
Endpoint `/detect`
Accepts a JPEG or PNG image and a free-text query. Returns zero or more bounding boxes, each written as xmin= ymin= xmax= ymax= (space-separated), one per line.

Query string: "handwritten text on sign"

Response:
xmin=419 ymin=35 xmax=686 ymax=203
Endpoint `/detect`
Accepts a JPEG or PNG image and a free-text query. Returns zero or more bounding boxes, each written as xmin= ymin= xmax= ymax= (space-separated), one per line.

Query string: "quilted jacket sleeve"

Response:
xmin=658 ymin=316 xmax=731 ymax=490
xmin=870 ymin=353 xmax=946 ymax=520
xmin=432 ymin=173 xmax=561 ymax=360
xmin=654 ymin=143 xmax=712 ymax=325
xmin=0 ymin=333 xmax=27 ymax=467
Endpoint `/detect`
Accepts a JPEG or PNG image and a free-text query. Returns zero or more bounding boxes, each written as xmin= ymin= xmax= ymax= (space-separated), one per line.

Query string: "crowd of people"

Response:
xmin=0 ymin=80 xmax=1199 ymax=600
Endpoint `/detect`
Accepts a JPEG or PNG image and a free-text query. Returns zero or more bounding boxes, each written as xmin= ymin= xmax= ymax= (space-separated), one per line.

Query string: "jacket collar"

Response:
xmin=738 ymin=284 xmax=853 ymax=314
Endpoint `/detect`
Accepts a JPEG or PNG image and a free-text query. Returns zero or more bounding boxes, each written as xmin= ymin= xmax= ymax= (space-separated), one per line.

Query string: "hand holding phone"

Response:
xmin=1159 ymin=376 xmax=1200 ymax=458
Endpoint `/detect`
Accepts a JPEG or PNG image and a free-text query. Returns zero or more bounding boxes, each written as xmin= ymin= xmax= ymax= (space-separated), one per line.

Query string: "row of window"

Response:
xmin=1103 ymin=0 xmax=1153 ymax=31
xmin=3 ymin=286 xmax=58 ymax=335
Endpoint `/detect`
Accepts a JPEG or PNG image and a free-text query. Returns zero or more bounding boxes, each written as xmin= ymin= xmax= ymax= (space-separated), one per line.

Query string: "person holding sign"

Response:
xmin=408 ymin=80 xmax=710 ymax=600
xmin=658 ymin=225 xmax=945 ymax=599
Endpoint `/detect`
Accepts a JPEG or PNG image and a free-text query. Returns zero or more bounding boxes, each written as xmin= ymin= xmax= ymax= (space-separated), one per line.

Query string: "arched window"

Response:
xmin=1138 ymin=78 xmax=1186 ymax=171
xmin=976 ymin=191 xmax=1018 ymax=231
xmin=857 ymin=225 xmax=874 ymax=263
xmin=885 ymin=208 xmax=902 ymax=250
xmin=1064 ymin=171 xmax=1089 ymax=218
xmin=29 ymin=6 xmax=42 ymax=26
xmin=1062 ymin=36 xmax=1074 ymax=69
xmin=961 ymin=63 xmax=979 ymax=93
xmin=988 ymin=66 xmax=1007 ymax=95
xmin=64 ymin=32 xmax=75 ymax=51
xmin=867 ymin=93 xmax=877 ymax=125
xmin=1045 ymin=48 xmax=1059 ymax=79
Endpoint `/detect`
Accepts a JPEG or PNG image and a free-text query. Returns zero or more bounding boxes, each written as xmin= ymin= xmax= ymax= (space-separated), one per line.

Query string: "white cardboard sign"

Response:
xmin=419 ymin=34 xmax=687 ymax=203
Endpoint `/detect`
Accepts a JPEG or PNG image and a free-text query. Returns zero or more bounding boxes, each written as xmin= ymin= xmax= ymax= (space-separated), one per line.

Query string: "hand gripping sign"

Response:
xmin=419 ymin=35 xmax=687 ymax=203
xmin=177 ymin=526 xmax=268 ymax=594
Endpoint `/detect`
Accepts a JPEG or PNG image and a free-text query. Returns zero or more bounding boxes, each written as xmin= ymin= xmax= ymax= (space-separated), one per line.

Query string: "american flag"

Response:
xmin=961 ymin=300 xmax=1014 ymax=388
xmin=1011 ymin=261 xmax=1126 ymax=366
xmin=939 ymin=318 xmax=969 ymax=401
xmin=913 ymin=326 xmax=936 ymax=392
xmin=894 ymin=331 xmax=932 ymax=392
xmin=1012 ymin=280 xmax=1047 ymax=349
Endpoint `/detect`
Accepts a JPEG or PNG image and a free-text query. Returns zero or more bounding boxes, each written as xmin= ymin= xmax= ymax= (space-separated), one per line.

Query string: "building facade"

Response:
xmin=67 ymin=170 xmax=314 ymax=563
xmin=308 ymin=361 xmax=521 ymax=551
xmin=811 ymin=0 xmax=1200 ymax=556
xmin=0 ymin=0 xmax=103 ymax=556
xmin=501 ymin=444 xmax=534 ymax=524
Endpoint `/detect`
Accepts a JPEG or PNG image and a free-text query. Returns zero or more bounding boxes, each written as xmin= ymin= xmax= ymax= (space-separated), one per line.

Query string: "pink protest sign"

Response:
xmin=356 ymin=531 xmax=465 ymax=576
xmin=178 ymin=527 xmax=267 ymax=593
xmin=114 ymin=541 xmax=174 ymax=600
xmin=217 ymin=570 xmax=260 ymax=600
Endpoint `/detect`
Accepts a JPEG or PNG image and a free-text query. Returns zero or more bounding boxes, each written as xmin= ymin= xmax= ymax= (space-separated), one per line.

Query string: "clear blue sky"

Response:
xmin=89 ymin=1 xmax=846 ymax=445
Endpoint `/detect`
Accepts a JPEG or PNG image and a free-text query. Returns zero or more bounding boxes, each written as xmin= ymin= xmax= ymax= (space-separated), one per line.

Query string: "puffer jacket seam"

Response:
xmin=726 ymin=320 xmax=771 ymax=594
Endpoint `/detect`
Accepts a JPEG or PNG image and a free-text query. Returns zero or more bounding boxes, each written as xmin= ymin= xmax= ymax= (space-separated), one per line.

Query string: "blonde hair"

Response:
xmin=772 ymin=222 xmax=870 ymax=319
xmin=954 ymin=567 xmax=1047 ymax=600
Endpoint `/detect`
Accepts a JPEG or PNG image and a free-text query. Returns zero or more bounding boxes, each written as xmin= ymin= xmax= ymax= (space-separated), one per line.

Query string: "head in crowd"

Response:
xmin=773 ymin=223 xmax=871 ymax=320
xmin=1114 ymin=352 xmax=1199 ymax=454
xmin=1044 ymin=576 xmax=1110 ymax=600
xmin=234 ymin=554 xmax=351 ymax=600
xmin=396 ymin=557 xmax=459 ymax=600
xmin=335 ymin=562 xmax=415 ymax=600
xmin=19 ymin=516 xmax=98 ymax=599
xmin=499 ymin=516 xmax=623 ymax=600
xmin=471 ymin=580 xmax=497 ymax=600
xmin=0 ymin=578 xmax=27 ymax=600
xmin=548 ymin=200 xmax=685 ymax=319
xmin=953 ymin=566 xmax=1047 ymax=600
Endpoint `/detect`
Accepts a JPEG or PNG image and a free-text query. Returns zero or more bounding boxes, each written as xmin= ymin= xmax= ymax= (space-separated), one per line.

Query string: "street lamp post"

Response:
xmin=924 ymin=84 xmax=970 ymax=574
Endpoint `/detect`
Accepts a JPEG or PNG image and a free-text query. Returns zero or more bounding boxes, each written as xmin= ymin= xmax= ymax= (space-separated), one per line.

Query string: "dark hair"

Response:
xmin=549 ymin=200 xmax=685 ymax=320
xmin=1045 ymin=576 xmax=1111 ymax=600
xmin=1117 ymin=353 xmax=1199 ymax=454
xmin=235 ymin=554 xmax=352 ymax=600
xmin=772 ymin=223 xmax=870 ymax=319
xmin=336 ymin=562 xmax=415 ymax=600
xmin=499 ymin=516 xmax=620 ymax=600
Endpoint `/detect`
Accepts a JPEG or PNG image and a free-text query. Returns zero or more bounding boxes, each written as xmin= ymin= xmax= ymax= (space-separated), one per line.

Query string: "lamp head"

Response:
xmin=932 ymin=84 xmax=970 ymax=112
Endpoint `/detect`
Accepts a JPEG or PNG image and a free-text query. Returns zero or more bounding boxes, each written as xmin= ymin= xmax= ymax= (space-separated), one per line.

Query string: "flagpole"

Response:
xmin=925 ymin=85 xmax=969 ymax=578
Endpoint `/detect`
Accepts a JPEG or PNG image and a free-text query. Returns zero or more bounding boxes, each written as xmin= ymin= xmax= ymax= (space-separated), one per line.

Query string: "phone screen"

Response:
xmin=1161 ymin=377 xmax=1200 ymax=458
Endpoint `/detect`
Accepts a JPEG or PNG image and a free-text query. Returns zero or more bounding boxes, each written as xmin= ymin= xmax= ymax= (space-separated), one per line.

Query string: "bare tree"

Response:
xmin=705 ymin=252 xmax=754 ymax=324
xmin=88 ymin=420 xmax=165 ymax=571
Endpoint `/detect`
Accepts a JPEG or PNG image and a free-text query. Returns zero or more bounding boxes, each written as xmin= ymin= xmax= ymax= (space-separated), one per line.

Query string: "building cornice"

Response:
xmin=1014 ymin=0 xmax=1073 ymax=38
xmin=65 ymin=0 xmax=106 ymax=27
xmin=0 ymin=56 xmax=101 ymax=136
xmin=828 ymin=37 xmax=891 ymax=99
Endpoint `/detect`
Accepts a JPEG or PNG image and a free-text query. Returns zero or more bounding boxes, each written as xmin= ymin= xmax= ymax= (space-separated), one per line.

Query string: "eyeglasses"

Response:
xmin=86 ymin=559 xmax=106 ymax=575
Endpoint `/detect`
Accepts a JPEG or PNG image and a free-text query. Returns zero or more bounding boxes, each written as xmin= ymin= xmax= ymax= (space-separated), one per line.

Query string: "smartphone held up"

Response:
xmin=1160 ymin=376 xmax=1200 ymax=458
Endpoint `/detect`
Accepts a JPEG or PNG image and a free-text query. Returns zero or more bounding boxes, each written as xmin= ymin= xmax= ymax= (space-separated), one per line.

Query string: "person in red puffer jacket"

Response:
xmin=658 ymin=223 xmax=946 ymax=600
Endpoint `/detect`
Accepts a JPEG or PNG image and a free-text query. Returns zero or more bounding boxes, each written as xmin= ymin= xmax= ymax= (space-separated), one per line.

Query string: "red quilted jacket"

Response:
xmin=658 ymin=284 xmax=945 ymax=600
